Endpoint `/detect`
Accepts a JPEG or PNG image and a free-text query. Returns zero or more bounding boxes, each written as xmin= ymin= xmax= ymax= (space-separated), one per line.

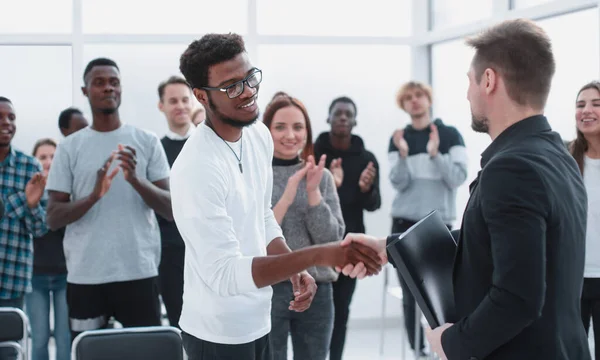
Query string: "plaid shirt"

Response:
xmin=0 ymin=147 xmax=48 ymax=299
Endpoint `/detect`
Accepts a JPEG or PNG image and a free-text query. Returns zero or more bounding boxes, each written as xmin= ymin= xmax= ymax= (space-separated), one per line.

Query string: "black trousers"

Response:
xmin=581 ymin=277 xmax=600 ymax=360
xmin=67 ymin=276 xmax=161 ymax=341
xmin=158 ymin=246 xmax=185 ymax=328
xmin=329 ymin=273 xmax=357 ymax=360
xmin=182 ymin=332 xmax=272 ymax=360
xmin=392 ymin=217 xmax=452 ymax=352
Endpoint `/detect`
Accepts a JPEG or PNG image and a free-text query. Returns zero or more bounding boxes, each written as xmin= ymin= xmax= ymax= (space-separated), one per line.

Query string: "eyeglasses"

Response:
xmin=202 ymin=69 xmax=262 ymax=99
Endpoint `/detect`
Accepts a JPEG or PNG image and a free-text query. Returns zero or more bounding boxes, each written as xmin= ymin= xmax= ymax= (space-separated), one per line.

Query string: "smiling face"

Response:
xmin=82 ymin=65 xmax=122 ymax=114
xmin=194 ymin=53 xmax=260 ymax=128
xmin=270 ymin=106 xmax=307 ymax=160
xmin=159 ymin=83 xmax=193 ymax=128
xmin=576 ymin=87 xmax=600 ymax=137
xmin=0 ymin=101 xmax=16 ymax=147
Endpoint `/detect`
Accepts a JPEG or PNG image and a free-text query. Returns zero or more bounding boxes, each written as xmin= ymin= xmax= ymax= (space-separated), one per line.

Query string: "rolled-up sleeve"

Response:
xmin=171 ymin=161 xmax=259 ymax=297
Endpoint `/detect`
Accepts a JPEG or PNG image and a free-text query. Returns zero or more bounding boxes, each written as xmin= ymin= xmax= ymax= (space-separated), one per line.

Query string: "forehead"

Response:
xmin=331 ymin=101 xmax=355 ymax=114
xmin=86 ymin=65 xmax=120 ymax=81
xmin=403 ymin=87 xmax=425 ymax=97
xmin=578 ymin=88 xmax=600 ymax=100
xmin=0 ymin=101 xmax=15 ymax=114
xmin=274 ymin=106 xmax=306 ymax=123
xmin=207 ymin=52 xmax=253 ymax=86
xmin=164 ymin=83 xmax=191 ymax=97
xmin=37 ymin=144 xmax=56 ymax=152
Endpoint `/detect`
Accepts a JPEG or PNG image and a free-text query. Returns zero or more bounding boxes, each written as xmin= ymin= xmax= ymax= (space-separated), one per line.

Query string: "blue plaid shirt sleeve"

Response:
xmin=0 ymin=148 xmax=48 ymax=299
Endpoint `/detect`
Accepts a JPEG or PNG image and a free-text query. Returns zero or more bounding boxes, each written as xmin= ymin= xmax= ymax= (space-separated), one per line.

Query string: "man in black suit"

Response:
xmin=340 ymin=18 xmax=591 ymax=360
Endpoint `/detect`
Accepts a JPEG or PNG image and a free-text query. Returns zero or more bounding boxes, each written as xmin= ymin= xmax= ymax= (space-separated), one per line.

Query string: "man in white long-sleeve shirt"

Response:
xmin=173 ymin=33 xmax=384 ymax=360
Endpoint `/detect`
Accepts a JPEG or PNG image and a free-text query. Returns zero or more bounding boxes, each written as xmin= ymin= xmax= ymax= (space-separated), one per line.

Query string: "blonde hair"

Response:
xmin=396 ymin=81 xmax=433 ymax=111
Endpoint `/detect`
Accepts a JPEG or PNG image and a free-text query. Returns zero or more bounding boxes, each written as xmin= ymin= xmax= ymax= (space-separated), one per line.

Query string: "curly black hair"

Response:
xmin=58 ymin=107 xmax=83 ymax=131
xmin=83 ymin=58 xmax=119 ymax=83
xmin=179 ymin=33 xmax=246 ymax=89
xmin=328 ymin=96 xmax=357 ymax=116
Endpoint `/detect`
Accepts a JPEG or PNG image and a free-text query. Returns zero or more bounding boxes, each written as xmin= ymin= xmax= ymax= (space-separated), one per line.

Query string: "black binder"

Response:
xmin=386 ymin=210 xmax=457 ymax=328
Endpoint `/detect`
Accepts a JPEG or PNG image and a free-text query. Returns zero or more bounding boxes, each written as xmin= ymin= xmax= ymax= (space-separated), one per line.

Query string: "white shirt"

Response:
xmin=165 ymin=125 xmax=195 ymax=140
xmin=170 ymin=120 xmax=283 ymax=344
xmin=584 ymin=156 xmax=600 ymax=278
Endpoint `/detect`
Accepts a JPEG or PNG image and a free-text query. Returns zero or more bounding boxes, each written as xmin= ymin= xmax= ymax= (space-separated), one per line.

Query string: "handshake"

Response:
xmin=321 ymin=233 xmax=388 ymax=279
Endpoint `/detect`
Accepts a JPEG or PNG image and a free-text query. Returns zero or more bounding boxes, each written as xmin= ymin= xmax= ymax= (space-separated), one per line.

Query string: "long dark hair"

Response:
xmin=570 ymin=81 xmax=600 ymax=174
xmin=262 ymin=92 xmax=314 ymax=161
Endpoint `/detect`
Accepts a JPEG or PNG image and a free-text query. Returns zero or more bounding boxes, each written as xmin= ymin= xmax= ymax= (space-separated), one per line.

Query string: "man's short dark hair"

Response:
xmin=466 ymin=18 xmax=555 ymax=109
xmin=83 ymin=58 xmax=119 ymax=83
xmin=58 ymin=107 xmax=83 ymax=130
xmin=158 ymin=76 xmax=191 ymax=101
xmin=179 ymin=33 xmax=246 ymax=89
xmin=328 ymin=96 xmax=357 ymax=116
xmin=0 ymin=96 xmax=12 ymax=104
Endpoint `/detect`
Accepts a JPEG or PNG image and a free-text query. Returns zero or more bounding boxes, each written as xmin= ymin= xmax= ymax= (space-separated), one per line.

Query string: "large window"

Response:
xmin=81 ymin=44 xmax=200 ymax=137
xmin=0 ymin=46 xmax=73 ymax=153
xmin=432 ymin=8 xmax=600 ymax=226
xmin=257 ymin=44 xmax=411 ymax=238
xmin=431 ymin=0 xmax=493 ymax=29
xmin=537 ymin=9 xmax=600 ymax=142
xmin=512 ymin=0 xmax=560 ymax=9
xmin=0 ymin=0 xmax=72 ymax=33
xmin=257 ymin=0 xmax=412 ymax=36
xmin=431 ymin=39 xmax=479 ymax=226
xmin=83 ymin=0 xmax=248 ymax=34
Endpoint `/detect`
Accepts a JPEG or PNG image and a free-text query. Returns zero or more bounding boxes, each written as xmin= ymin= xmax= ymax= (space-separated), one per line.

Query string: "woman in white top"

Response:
xmin=570 ymin=80 xmax=600 ymax=360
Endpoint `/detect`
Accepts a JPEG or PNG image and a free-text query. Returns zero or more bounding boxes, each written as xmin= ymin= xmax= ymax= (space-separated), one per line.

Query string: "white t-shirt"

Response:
xmin=171 ymin=120 xmax=283 ymax=345
xmin=46 ymin=124 xmax=170 ymax=284
xmin=584 ymin=156 xmax=600 ymax=278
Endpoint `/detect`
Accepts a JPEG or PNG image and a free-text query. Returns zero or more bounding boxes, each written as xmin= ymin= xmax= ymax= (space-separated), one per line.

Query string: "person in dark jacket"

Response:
xmin=313 ymin=96 xmax=381 ymax=360
xmin=340 ymin=18 xmax=592 ymax=360
xmin=156 ymin=75 xmax=195 ymax=328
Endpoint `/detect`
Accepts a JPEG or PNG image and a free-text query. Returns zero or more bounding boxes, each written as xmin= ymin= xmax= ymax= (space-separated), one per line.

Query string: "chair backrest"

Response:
xmin=0 ymin=341 xmax=23 ymax=360
xmin=0 ymin=307 xmax=26 ymax=342
xmin=0 ymin=307 xmax=28 ymax=360
xmin=71 ymin=326 xmax=184 ymax=360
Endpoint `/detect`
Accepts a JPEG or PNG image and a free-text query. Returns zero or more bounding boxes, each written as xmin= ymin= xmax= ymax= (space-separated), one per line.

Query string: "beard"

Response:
xmin=207 ymin=93 xmax=258 ymax=129
xmin=471 ymin=113 xmax=489 ymax=133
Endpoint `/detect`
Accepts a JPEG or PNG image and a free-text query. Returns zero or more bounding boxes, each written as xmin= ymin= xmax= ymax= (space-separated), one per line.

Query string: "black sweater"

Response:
xmin=158 ymin=136 xmax=187 ymax=248
xmin=33 ymin=227 xmax=66 ymax=275
xmin=313 ymin=132 xmax=381 ymax=234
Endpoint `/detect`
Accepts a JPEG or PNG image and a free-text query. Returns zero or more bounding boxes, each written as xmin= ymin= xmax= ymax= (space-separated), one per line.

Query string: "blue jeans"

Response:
xmin=270 ymin=281 xmax=333 ymax=360
xmin=0 ymin=297 xmax=24 ymax=360
xmin=25 ymin=274 xmax=70 ymax=360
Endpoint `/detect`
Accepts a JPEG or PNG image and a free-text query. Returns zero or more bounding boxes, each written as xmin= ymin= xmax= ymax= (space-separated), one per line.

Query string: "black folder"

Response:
xmin=386 ymin=210 xmax=457 ymax=328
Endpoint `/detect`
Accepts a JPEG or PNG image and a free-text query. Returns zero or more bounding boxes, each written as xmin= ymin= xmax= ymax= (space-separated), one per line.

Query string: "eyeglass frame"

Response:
xmin=201 ymin=69 xmax=262 ymax=99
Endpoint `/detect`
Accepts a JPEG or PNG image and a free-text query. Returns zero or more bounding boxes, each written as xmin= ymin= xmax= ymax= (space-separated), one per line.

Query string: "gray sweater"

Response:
xmin=272 ymin=162 xmax=346 ymax=282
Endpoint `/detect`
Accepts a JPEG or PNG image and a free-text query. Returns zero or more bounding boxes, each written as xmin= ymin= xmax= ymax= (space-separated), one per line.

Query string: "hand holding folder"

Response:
xmin=386 ymin=210 xmax=458 ymax=328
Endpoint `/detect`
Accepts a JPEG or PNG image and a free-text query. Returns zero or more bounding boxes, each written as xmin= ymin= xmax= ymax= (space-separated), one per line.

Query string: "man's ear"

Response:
xmin=193 ymin=88 xmax=208 ymax=108
xmin=81 ymin=86 xmax=88 ymax=98
xmin=158 ymin=100 xmax=164 ymax=113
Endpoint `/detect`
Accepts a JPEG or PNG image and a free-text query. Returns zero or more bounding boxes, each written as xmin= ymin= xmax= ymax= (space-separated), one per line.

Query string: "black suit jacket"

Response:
xmin=440 ymin=116 xmax=590 ymax=360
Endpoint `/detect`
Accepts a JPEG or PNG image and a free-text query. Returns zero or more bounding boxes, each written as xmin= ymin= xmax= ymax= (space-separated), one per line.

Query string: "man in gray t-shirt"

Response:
xmin=46 ymin=57 xmax=172 ymax=338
